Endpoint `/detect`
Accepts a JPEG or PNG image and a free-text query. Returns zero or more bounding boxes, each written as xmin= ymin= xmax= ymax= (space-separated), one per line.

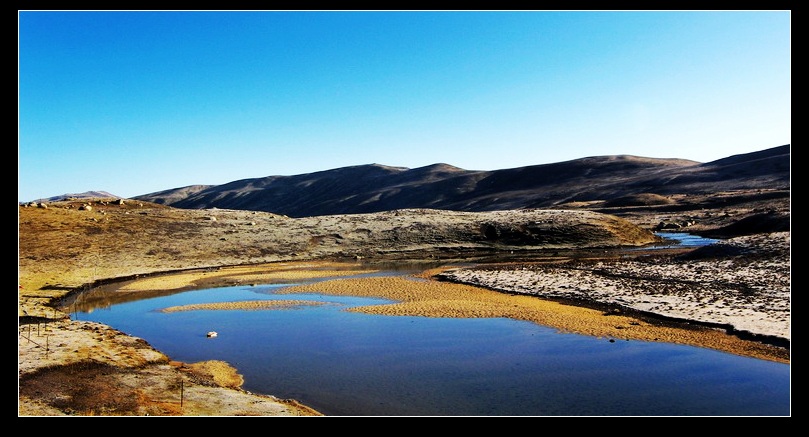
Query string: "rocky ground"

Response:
xmin=18 ymin=190 xmax=790 ymax=416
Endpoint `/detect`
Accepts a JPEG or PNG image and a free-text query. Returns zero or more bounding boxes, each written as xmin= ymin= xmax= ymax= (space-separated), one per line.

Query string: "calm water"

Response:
xmin=68 ymin=278 xmax=790 ymax=416
xmin=652 ymin=232 xmax=720 ymax=248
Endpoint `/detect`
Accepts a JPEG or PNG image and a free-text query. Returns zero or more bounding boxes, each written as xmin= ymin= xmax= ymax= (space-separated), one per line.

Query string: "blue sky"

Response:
xmin=18 ymin=10 xmax=791 ymax=202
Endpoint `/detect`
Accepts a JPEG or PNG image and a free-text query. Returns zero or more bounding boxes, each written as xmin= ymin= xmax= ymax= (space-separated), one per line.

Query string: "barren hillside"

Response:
xmin=133 ymin=145 xmax=789 ymax=217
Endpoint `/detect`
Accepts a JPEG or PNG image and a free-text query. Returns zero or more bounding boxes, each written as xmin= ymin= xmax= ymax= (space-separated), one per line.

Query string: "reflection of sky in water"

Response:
xmin=71 ymin=280 xmax=789 ymax=416
xmin=656 ymin=232 xmax=720 ymax=246
xmin=641 ymin=232 xmax=721 ymax=249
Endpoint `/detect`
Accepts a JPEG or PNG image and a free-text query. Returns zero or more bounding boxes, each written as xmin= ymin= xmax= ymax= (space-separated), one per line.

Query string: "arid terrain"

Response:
xmin=18 ymin=184 xmax=789 ymax=416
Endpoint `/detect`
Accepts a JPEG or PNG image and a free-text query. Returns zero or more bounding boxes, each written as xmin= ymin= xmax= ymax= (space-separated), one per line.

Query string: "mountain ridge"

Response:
xmin=129 ymin=144 xmax=789 ymax=218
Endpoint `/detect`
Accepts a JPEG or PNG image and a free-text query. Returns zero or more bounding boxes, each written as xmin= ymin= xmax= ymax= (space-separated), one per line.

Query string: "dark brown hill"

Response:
xmin=133 ymin=145 xmax=789 ymax=218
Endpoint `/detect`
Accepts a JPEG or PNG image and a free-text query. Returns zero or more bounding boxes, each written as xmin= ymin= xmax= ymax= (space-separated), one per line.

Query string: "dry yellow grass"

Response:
xmin=159 ymin=299 xmax=328 ymax=313
xmin=109 ymin=258 xmax=789 ymax=364
xmin=187 ymin=360 xmax=244 ymax=388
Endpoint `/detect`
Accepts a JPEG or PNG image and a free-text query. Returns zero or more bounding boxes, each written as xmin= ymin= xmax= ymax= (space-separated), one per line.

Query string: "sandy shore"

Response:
xmin=439 ymin=233 xmax=791 ymax=343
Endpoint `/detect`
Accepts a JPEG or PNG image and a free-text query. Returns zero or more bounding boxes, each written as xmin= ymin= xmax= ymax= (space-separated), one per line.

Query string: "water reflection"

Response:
xmin=652 ymin=232 xmax=720 ymax=248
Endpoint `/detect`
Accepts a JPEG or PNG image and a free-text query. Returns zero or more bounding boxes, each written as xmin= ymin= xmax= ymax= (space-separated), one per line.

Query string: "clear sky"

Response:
xmin=18 ymin=10 xmax=791 ymax=202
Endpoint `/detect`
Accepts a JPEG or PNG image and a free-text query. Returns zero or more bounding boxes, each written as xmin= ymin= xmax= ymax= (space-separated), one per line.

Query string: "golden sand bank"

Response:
xmin=121 ymin=261 xmax=788 ymax=364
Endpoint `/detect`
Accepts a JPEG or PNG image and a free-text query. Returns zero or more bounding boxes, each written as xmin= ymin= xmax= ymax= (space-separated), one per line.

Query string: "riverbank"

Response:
xmin=439 ymin=232 xmax=791 ymax=346
xmin=19 ymin=197 xmax=790 ymax=415
xmin=20 ymin=243 xmax=789 ymax=415
xmin=63 ymin=235 xmax=791 ymax=365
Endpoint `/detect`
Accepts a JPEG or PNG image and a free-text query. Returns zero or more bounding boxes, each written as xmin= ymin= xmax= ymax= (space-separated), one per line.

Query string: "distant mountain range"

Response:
xmin=129 ymin=144 xmax=790 ymax=218
xmin=131 ymin=144 xmax=790 ymax=218
xmin=33 ymin=190 xmax=121 ymax=203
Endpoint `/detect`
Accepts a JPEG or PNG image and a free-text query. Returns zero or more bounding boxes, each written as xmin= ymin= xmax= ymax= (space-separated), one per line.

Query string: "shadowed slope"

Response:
xmin=133 ymin=145 xmax=789 ymax=218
